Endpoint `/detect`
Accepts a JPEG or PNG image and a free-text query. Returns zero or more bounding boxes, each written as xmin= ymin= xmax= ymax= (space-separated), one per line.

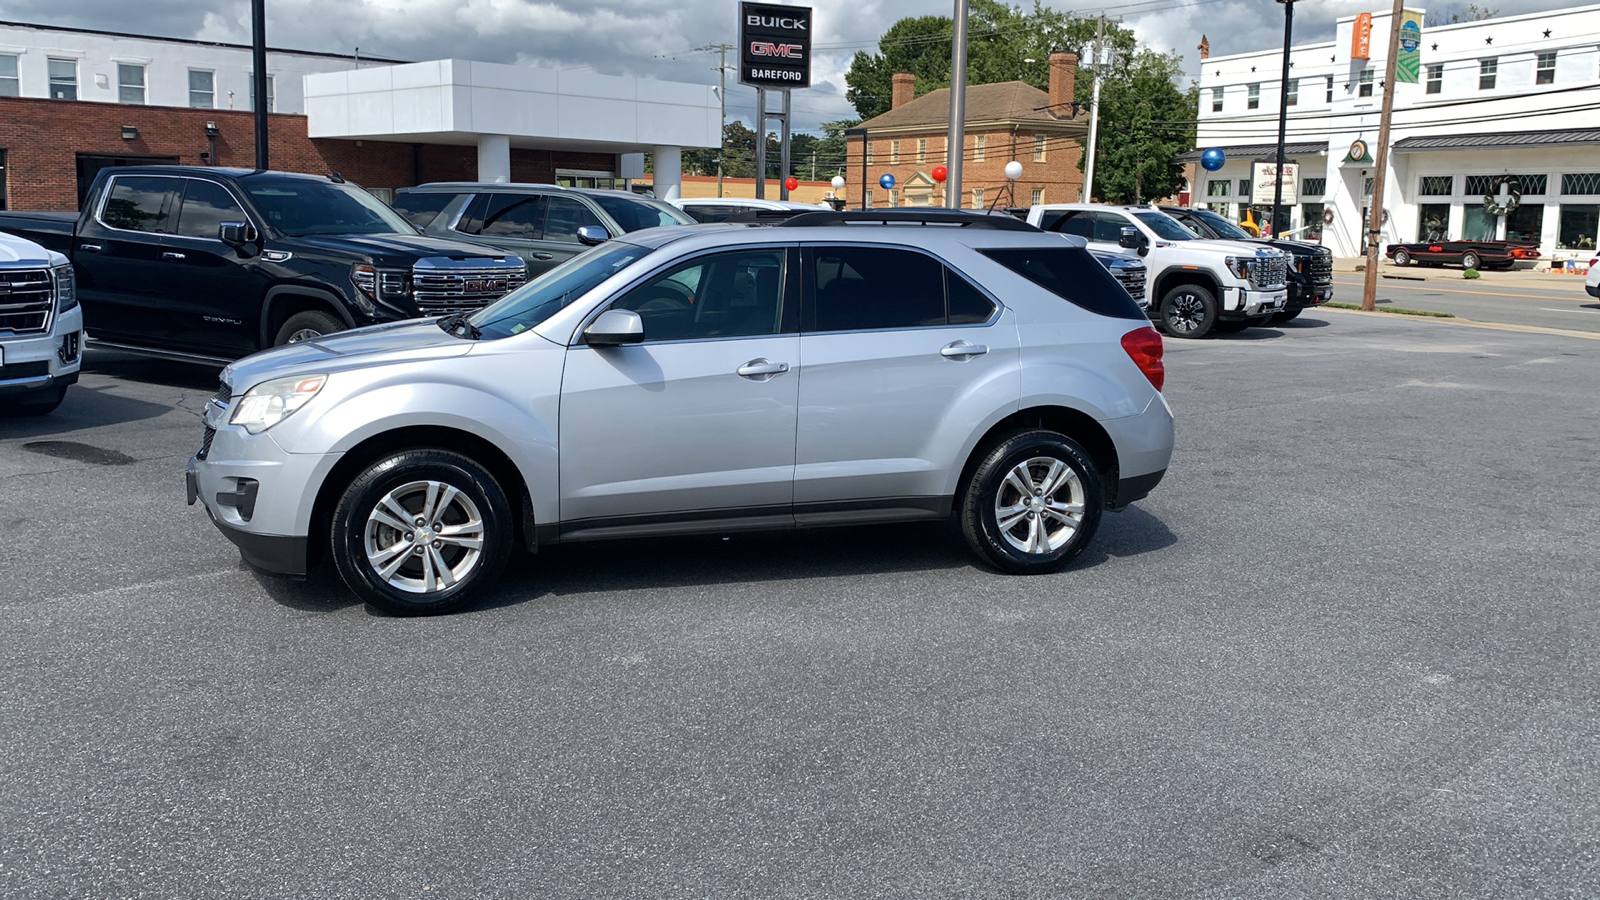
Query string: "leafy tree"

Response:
xmin=1424 ymin=4 xmax=1497 ymax=26
xmin=1084 ymin=49 xmax=1196 ymax=204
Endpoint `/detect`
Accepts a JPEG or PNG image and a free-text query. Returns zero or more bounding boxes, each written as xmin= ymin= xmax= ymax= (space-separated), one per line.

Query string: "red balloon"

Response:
xmin=784 ymin=177 xmax=799 ymax=191
xmin=932 ymin=166 xmax=948 ymax=183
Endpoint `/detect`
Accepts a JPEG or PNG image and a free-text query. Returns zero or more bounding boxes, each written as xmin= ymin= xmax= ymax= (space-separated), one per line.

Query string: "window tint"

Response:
xmin=947 ymin=271 xmax=996 ymax=324
xmin=590 ymin=193 xmax=692 ymax=231
xmin=391 ymin=192 xmax=459 ymax=229
xmin=1042 ymin=210 xmax=1093 ymax=238
xmin=101 ymin=176 xmax=174 ymax=233
xmin=1091 ymin=212 xmax=1133 ymax=243
xmin=544 ymin=197 xmax=605 ymax=243
xmin=809 ymin=247 xmax=945 ymax=332
xmin=981 ymin=247 xmax=1145 ymax=321
xmin=682 ymin=205 xmax=735 ymax=223
xmin=478 ymin=194 xmax=546 ymax=240
xmin=174 ymin=180 xmax=245 ymax=239
xmin=609 ymin=248 xmax=788 ymax=341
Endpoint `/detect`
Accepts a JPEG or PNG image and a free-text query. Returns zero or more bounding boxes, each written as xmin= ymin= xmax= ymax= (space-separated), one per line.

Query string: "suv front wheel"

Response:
xmin=331 ymin=449 xmax=513 ymax=615
xmin=960 ymin=430 xmax=1104 ymax=574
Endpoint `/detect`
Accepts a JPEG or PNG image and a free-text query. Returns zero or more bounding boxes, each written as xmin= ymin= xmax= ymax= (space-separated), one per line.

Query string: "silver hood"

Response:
xmin=222 ymin=318 xmax=471 ymax=391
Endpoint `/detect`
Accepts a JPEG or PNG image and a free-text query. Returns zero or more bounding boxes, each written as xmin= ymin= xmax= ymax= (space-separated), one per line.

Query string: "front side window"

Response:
xmin=1189 ymin=208 xmax=1252 ymax=240
xmin=101 ymin=176 xmax=174 ymax=232
xmin=1479 ymin=58 xmax=1497 ymax=90
xmin=0 ymin=54 xmax=19 ymax=97
xmin=173 ymin=179 xmax=246 ymax=239
xmin=48 ymin=57 xmax=77 ymax=101
xmin=1426 ymin=63 xmax=1443 ymax=94
xmin=1133 ymin=211 xmax=1199 ymax=241
xmin=389 ymin=191 xmax=460 ymax=229
xmin=1211 ymin=86 xmax=1223 ymax=112
xmin=1536 ymin=52 xmax=1556 ymax=85
xmin=189 ymin=70 xmax=215 ymax=108
xmin=543 ymin=196 xmax=605 ymax=244
xmin=808 ymin=246 xmax=974 ymax=332
xmin=1286 ymin=79 xmax=1298 ymax=106
xmin=117 ymin=64 xmax=145 ymax=104
xmin=1034 ymin=134 xmax=1046 ymax=162
xmin=609 ymin=248 xmax=789 ymax=342
xmin=1359 ymin=70 xmax=1374 ymax=97
xmin=471 ymin=240 xmax=651 ymax=339
xmin=1247 ymin=84 xmax=1260 ymax=109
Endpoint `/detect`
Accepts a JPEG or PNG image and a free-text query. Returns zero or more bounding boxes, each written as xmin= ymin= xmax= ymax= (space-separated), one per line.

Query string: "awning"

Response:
xmin=1176 ymin=141 xmax=1329 ymax=162
xmin=1392 ymin=128 xmax=1600 ymax=152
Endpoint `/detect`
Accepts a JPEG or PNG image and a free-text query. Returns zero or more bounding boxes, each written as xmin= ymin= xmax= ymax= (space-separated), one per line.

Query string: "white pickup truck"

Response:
xmin=1027 ymin=203 xmax=1289 ymax=338
xmin=0 ymin=231 xmax=81 ymax=415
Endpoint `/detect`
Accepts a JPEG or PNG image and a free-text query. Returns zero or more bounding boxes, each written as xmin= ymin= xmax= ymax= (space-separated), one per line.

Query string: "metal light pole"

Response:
xmin=693 ymin=43 xmax=732 ymax=197
xmin=251 ymin=0 xmax=269 ymax=169
xmin=1361 ymin=0 xmax=1405 ymax=312
xmin=946 ymin=0 xmax=969 ymax=208
xmin=1271 ymin=0 xmax=1295 ymax=236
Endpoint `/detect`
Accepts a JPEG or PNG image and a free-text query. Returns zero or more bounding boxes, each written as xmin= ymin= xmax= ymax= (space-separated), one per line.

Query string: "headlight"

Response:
xmin=230 ymin=374 xmax=327 ymax=434
xmin=53 ymin=264 xmax=77 ymax=312
xmin=352 ymin=265 xmax=410 ymax=301
xmin=1224 ymin=256 xmax=1253 ymax=280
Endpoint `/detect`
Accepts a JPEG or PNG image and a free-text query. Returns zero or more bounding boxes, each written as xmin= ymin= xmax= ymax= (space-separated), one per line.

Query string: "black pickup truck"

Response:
xmin=0 ymin=167 xmax=526 ymax=362
xmin=1159 ymin=205 xmax=1333 ymax=322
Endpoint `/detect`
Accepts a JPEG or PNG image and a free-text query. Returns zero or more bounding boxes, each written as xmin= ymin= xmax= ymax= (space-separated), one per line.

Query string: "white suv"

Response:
xmin=188 ymin=210 xmax=1174 ymax=615
xmin=1027 ymin=204 xmax=1289 ymax=338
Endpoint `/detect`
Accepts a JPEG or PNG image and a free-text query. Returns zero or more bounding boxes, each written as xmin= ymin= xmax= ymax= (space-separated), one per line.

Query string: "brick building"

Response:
xmin=845 ymin=51 xmax=1088 ymax=210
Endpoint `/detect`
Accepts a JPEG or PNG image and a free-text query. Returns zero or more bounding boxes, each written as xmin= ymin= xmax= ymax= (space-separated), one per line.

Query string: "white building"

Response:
xmin=1189 ymin=4 xmax=1600 ymax=260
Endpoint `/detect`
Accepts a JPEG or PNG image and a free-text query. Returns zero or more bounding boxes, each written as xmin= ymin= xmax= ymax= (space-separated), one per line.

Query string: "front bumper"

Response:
xmin=1222 ymin=287 xmax=1288 ymax=319
xmin=1587 ymin=282 xmax=1599 ymax=298
xmin=1288 ymin=282 xmax=1334 ymax=311
xmin=0 ymin=316 xmax=83 ymax=397
xmin=190 ymin=458 xmax=311 ymax=575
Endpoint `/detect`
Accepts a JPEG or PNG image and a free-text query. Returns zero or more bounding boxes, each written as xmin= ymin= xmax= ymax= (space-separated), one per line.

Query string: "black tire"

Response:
xmin=1461 ymin=251 xmax=1481 ymax=271
xmin=959 ymin=429 xmax=1104 ymax=575
xmin=330 ymin=449 xmax=513 ymax=616
xmin=1393 ymin=249 xmax=1411 ymax=266
xmin=274 ymin=310 xmax=344 ymax=346
xmin=0 ymin=383 xmax=68 ymax=417
xmin=1158 ymin=284 xmax=1219 ymax=339
xmin=1271 ymin=308 xmax=1303 ymax=323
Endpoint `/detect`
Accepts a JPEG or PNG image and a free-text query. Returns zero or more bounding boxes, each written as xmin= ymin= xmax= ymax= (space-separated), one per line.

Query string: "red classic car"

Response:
xmin=1385 ymin=239 xmax=1540 ymax=270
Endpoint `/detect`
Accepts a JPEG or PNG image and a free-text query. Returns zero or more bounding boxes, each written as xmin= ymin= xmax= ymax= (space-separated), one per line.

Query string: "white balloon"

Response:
xmin=1004 ymin=161 xmax=1024 ymax=180
xmin=830 ymin=175 xmax=846 ymax=190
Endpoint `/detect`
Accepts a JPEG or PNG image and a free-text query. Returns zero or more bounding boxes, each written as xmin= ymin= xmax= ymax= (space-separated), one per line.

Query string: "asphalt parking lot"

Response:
xmin=2 ymin=310 xmax=1597 ymax=898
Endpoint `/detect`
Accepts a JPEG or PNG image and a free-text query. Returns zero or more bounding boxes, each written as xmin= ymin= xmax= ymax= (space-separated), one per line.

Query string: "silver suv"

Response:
xmin=187 ymin=210 xmax=1174 ymax=615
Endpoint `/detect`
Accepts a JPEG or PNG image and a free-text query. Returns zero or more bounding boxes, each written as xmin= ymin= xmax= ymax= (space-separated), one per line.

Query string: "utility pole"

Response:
xmin=1271 ymin=0 xmax=1296 ymax=237
xmin=251 ymin=0 xmax=268 ymax=170
xmin=694 ymin=43 xmax=734 ymax=197
xmin=1082 ymin=15 xmax=1120 ymax=203
xmin=946 ymin=0 xmax=970 ymax=208
xmin=1362 ymin=0 xmax=1405 ymax=312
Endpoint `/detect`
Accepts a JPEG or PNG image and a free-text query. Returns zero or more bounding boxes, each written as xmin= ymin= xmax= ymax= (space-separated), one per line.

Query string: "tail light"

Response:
xmin=1121 ymin=326 xmax=1165 ymax=392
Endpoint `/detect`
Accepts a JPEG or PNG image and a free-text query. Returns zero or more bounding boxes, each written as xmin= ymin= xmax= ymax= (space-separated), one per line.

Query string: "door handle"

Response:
xmin=940 ymin=341 xmax=988 ymax=359
xmin=162 ymin=251 xmax=187 ymax=260
xmin=736 ymin=358 xmax=789 ymax=379
xmin=529 ymin=252 xmax=555 ymax=260
xmin=79 ymin=243 xmax=102 ymax=252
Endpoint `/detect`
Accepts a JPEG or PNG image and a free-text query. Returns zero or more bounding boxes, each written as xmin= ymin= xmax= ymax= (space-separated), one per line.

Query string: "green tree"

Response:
xmin=1082 ymin=49 xmax=1196 ymax=204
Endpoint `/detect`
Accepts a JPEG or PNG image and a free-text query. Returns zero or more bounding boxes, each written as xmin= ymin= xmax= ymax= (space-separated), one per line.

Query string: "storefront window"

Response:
xmin=1558 ymin=205 xmax=1598 ymax=250
xmin=1301 ymin=177 xmax=1326 ymax=197
xmin=1207 ymin=202 xmax=1231 ymax=216
xmin=1505 ymin=204 xmax=1543 ymax=243
xmin=1419 ymin=176 xmax=1452 ymax=196
xmin=1301 ymin=203 xmax=1323 ymax=242
xmin=1462 ymin=205 xmax=1496 ymax=241
xmin=1206 ymin=179 xmax=1229 ymax=197
xmin=1418 ymin=203 xmax=1450 ymax=241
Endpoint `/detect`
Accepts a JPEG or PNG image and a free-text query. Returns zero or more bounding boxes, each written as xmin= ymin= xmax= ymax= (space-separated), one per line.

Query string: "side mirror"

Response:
xmin=576 ymin=225 xmax=611 ymax=246
xmin=1118 ymin=226 xmax=1142 ymax=249
xmin=218 ymin=221 xmax=258 ymax=245
xmin=584 ymin=309 xmax=644 ymax=346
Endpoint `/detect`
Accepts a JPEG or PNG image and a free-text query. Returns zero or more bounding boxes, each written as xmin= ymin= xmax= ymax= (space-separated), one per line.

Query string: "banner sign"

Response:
xmin=1351 ymin=12 xmax=1373 ymax=60
xmin=1251 ymin=161 xmax=1299 ymax=205
xmin=1395 ymin=11 xmax=1423 ymax=83
xmin=739 ymin=2 xmax=813 ymax=89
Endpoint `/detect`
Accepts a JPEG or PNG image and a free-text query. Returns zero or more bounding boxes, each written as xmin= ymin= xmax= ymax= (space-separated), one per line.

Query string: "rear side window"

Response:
xmin=1040 ymin=210 xmax=1092 ymax=239
xmin=476 ymin=194 xmax=547 ymax=240
xmin=590 ymin=193 xmax=692 ymax=231
xmin=806 ymin=246 xmax=995 ymax=332
xmin=980 ymin=247 xmax=1145 ymax=320
xmin=682 ymin=205 xmax=739 ymax=223
xmin=101 ymin=176 xmax=175 ymax=233
xmin=390 ymin=192 xmax=459 ymax=229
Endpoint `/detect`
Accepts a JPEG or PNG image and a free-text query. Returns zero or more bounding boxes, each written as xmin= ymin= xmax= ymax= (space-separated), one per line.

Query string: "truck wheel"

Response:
xmin=0 ymin=384 xmax=68 ymax=417
xmin=1271 ymin=309 xmax=1303 ymax=323
xmin=1393 ymin=249 xmax=1411 ymax=266
xmin=330 ymin=449 xmax=513 ymax=616
xmin=274 ymin=310 xmax=344 ymax=346
xmin=959 ymin=429 xmax=1103 ymax=575
xmin=1158 ymin=284 xmax=1219 ymax=339
xmin=1461 ymin=251 xmax=1481 ymax=271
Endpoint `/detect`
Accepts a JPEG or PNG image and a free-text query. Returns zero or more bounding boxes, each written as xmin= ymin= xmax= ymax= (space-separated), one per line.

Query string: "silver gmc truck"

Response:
xmin=0 ymin=231 xmax=81 ymax=415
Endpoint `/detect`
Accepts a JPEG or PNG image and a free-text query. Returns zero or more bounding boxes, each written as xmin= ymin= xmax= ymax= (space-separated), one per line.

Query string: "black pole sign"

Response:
xmin=739 ymin=2 xmax=812 ymax=89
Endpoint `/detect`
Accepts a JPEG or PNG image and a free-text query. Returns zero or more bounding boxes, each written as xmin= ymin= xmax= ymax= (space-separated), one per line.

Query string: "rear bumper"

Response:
xmin=1112 ymin=469 xmax=1166 ymax=510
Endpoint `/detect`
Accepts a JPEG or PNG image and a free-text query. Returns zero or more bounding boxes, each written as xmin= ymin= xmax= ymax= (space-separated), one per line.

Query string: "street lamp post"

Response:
xmin=1271 ymin=0 xmax=1295 ymax=237
xmin=252 ymin=0 xmax=268 ymax=169
xmin=845 ymin=127 xmax=869 ymax=209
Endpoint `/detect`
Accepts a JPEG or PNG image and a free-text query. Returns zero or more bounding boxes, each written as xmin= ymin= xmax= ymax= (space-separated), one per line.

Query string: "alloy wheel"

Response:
xmin=993 ymin=456 xmax=1086 ymax=555
xmin=363 ymin=479 xmax=486 ymax=593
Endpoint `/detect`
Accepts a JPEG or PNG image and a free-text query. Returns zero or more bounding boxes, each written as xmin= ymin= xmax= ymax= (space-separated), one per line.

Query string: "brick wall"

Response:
xmin=844 ymin=128 xmax=1085 ymax=209
xmin=0 ymin=95 xmax=619 ymax=210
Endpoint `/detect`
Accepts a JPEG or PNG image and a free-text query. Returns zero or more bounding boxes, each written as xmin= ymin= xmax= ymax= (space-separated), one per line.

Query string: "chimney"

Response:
xmin=1048 ymin=51 xmax=1077 ymax=118
xmin=892 ymin=72 xmax=915 ymax=110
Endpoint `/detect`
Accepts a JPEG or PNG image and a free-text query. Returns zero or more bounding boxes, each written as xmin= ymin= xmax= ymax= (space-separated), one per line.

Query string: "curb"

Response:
xmin=1318 ymin=306 xmax=1600 ymax=341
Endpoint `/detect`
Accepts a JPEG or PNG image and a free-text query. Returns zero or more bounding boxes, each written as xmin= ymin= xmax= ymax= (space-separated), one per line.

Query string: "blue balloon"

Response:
xmin=879 ymin=173 xmax=897 ymax=190
xmin=1200 ymin=148 xmax=1226 ymax=172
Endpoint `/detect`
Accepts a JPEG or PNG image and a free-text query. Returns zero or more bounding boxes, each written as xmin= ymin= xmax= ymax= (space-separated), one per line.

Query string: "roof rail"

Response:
xmin=775 ymin=209 xmax=1040 ymax=232
xmin=725 ymin=208 xmax=810 ymax=225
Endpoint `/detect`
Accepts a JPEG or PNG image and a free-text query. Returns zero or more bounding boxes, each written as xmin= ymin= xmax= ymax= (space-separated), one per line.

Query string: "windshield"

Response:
xmin=589 ymin=193 xmax=694 ymax=232
xmin=245 ymin=181 xmax=419 ymax=236
xmin=1133 ymin=211 xmax=1198 ymax=242
xmin=1188 ymin=208 xmax=1253 ymax=240
xmin=469 ymin=240 xmax=651 ymax=339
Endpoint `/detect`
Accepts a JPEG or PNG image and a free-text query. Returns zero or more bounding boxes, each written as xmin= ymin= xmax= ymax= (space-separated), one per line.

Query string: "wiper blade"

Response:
xmin=437 ymin=312 xmax=481 ymax=339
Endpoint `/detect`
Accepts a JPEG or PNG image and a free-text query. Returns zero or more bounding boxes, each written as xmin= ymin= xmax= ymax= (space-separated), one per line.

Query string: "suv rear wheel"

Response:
xmin=1159 ymin=284 xmax=1219 ymax=339
xmin=331 ymin=449 xmax=512 ymax=616
xmin=960 ymin=430 xmax=1104 ymax=574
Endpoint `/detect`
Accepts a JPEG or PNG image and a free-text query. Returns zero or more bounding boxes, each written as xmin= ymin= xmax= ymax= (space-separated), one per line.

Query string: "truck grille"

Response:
xmin=1306 ymin=253 xmax=1333 ymax=285
xmin=0 ymin=269 xmax=54 ymax=335
xmin=1112 ymin=262 xmax=1147 ymax=307
xmin=1248 ymin=257 xmax=1288 ymax=290
xmin=412 ymin=261 xmax=527 ymax=315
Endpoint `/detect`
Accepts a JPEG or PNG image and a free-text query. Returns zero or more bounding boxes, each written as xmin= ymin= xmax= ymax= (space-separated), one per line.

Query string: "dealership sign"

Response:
xmin=740 ymin=2 xmax=812 ymax=89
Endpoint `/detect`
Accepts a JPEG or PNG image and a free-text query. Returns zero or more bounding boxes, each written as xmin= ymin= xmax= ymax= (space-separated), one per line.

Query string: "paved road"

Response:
xmin=2 ymin=312 xmax=1597 ymax=898
xmin=1332 ymin=274 xmax=1600 ymax=333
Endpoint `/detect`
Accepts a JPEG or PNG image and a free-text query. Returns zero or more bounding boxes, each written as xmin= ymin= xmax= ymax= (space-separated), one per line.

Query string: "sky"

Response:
xmin=4 ymin=0 xmax=1585 ymax=132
